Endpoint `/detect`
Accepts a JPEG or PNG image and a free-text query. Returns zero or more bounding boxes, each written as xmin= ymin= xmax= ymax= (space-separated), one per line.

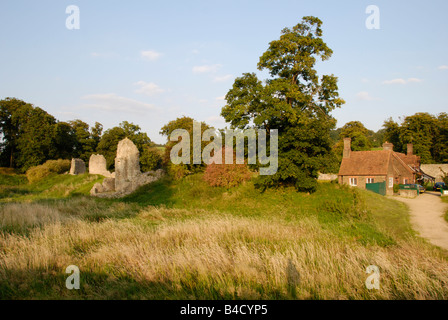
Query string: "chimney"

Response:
xmin=407 ymin=144 xmax=413 ymax=156
xmin=343 ymin=138 xmax=351 ymax=158
xmin=382 ymin=141 xmax=394 ymax=151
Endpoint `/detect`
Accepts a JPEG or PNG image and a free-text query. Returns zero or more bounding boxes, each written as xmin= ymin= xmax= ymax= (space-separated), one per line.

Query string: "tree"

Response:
xmin=382 ymin=118 xmax=402 ymax=151
xmin=97 ymin=121 xmax=151 ymax=170
xmin=221 ymin=16 xmax=344 ymax=192
xmin=140 ymin=146 xmax=163 ymax=172
xmin=0 ymin=98 xmax=32 ymax=167
xmin=399 ymin=113 xmax=437 ymax=163
xmin=160 ymin=116 xmax=213 ymax=174
xmin=334 ymin=121 xmax=372 ymax=154
xmin=14 ymin=105 xmax=59 ymax=171
xmin=68 ymin=120 xmax=103 ymax=162
xmin=54 ymin=121 xmax=77 ymax=160
xmin=433 ymin=113 xmax=448 ymax=163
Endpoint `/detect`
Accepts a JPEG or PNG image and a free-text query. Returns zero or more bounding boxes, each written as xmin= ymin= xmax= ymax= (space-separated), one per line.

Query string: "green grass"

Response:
xmin=122 ymin=175 xmax=411 ymax=247
xmin=0 ymin=173 xmax=104 ymax=202
xmin=442 ymin=196 xmax=448 ymax=223
xmin=1 ymin=171 xmax=448 ymax=299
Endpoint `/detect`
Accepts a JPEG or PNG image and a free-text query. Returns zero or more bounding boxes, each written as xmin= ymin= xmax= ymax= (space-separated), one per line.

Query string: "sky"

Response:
xmin=0 ymin=0 xmax=447 ymax=144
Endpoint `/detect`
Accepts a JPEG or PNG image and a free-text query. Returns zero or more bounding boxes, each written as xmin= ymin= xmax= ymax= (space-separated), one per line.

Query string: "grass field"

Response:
xmin=1 ymin=171 xmax=448 ymax=299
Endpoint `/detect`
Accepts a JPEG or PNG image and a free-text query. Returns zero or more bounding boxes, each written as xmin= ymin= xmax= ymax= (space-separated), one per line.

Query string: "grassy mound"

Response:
xmin=0 ymin=171 xmax=104 ymax=202
xmin=0 ymin=173 xmax=447 ymax=299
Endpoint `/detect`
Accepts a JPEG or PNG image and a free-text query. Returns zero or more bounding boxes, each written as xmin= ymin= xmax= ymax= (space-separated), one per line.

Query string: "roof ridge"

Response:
xmin=391 ymin=152 xmax=414 ymax=174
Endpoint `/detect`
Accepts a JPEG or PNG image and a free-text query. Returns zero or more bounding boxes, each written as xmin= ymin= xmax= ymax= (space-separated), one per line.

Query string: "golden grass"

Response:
xmin=1 ymin=204 xmax=447 ymax=299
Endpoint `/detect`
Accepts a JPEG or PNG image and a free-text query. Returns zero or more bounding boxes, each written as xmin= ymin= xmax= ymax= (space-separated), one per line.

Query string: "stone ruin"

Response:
xmin=90 ymin=138 xmax=164 ymax=198
xmin=88 ymin=154 xmax=114 ymax=178
xmin=69 ymin=158 xmax=86 ymax=175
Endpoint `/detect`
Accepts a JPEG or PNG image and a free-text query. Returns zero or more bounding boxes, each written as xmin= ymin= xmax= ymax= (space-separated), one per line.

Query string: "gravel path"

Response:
xmin=392 ymin=191 xmax=448 ymax=251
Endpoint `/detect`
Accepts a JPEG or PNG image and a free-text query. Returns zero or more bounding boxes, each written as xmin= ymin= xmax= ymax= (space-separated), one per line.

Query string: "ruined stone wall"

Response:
xmin=88 ymin=154 xmax=114 ymax=178
xmin=69 ymin=158 xmax=86 ymax=175
xmin=90 ymin=138 xmax=164 ymax=198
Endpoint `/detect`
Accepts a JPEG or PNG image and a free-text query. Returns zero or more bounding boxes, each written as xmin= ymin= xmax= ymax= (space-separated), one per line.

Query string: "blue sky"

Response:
xmin=0 ymin=0 xmax=447 ymax=144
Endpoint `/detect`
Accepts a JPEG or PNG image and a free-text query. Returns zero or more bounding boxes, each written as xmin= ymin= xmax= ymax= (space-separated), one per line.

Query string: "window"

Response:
xmin=403 ymin=178 xmax=408 ymax=184
xmin=389 ymin=177 xmax=394 ymax=188
xmin=349 ymin=178 xmax=358 ymax=186
xmin=366 ymin=178 xmax=374 ymax=184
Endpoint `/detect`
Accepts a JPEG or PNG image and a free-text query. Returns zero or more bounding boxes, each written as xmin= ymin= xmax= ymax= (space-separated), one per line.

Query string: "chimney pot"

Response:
xmin=407 ymin=144 xmax=413 ymax=156
xmin=343 ymin=138 xmax=351 ymax=158
xmin=382 ymin=142 xmax=394 ymax=151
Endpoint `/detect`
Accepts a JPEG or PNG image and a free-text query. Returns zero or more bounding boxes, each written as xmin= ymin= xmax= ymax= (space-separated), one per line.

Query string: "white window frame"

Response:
xmin=389 ymin=177 xmax=394 ymax=188
xmin=366 ymin=178 xmax=374 ymax=184
xmin=349 ymin=178 xmax=358 ymax=186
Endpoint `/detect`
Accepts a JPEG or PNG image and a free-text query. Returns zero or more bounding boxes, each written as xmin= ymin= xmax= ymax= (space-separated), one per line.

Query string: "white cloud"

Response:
xmin=356 ymin=91 xmax=378 ymax=101
xmin=134 ymin=81 xmax=165 ymax=96
xmin=213 ymin=74 xmax=233 ymax=82
xmin=438 ymin=65 xmax=448 ymax=70
xmin=192 ymin=64 xmax=222 ymax=73
xmin=215 ymin=96 xmax=226 ymax=101
xmin=81 ymin=93 xmax=156 ymax=114
xmin=206 ymin=115 xmax=226 ymax=128
xmin=382 ymin=78 xmax=423 ymax=85
xmin=141 ymin=50 xmax=162 ymax=61
xmin=407 ymin=78 xmax=423 ymax=83
xmin=382 ymin=78 xmax=407 ymax=85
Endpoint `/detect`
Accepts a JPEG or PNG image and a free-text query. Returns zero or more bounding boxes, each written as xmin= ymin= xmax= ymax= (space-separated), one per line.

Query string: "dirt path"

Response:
xmin=391 ymin=191 xmax=448 ymax=251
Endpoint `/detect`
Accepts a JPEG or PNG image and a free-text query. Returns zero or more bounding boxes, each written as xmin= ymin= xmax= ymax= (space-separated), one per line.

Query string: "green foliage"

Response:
xmin=318 ymin=187 xmax=368 ymax=220
xmin=97 ymin=121 xmax=151 ymax=170
xmin=382 ymin=112 xmax=448 ymax=164
xmin=160 ymin=116 xmax=213 ymax=174
xmin=333 ymin=121 xmax=372 ymax=155
xmin=140 ymin=147 xmax=163 ymax=172
xmin=0 ymin=172 xmax=27 ymax=186
xmin=68 ymin=120 xmax=103 ymax=163
xmin=25 ymin=159 xmax=70 ymax=183
xmin=221 ymin=17 xmax=344 ymax=193
xmin=0 ymin=98 xmax=105 ymax=171
xmin=166 ymin=163 xmax=190 ymax=180
xmin=399 ymin=113 xmax=436 ymax=163
xmin=393 ymin=184 xmax=400 ymax=194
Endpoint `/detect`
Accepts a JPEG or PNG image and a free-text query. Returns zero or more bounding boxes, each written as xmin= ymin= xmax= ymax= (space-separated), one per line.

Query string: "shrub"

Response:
xmin=43 ymin=159 xmax=71 ymax=174
xmin=167 ymin=163 xmax=189 ymax=180
xmin=203 ymin=148 xmax=252 ymax=188
xmin=140 ymin=147 xmax=163 ymax=172
xmin=393 ymin=184 xmax=399 ymax=194
xmin=26 ymin=159 xmax=70 ymax=183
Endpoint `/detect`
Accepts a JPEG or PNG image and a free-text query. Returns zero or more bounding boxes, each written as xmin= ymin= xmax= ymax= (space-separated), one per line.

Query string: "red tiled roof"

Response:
xmin=395 ymin=152 xmax=420 ymax=168
xmin=338 ymin=150 xmax=392 ymax=176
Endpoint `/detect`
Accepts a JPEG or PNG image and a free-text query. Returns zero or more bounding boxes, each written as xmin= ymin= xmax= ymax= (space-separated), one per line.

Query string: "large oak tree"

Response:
xmin=221 ymin=16 xmax=344 ymax=192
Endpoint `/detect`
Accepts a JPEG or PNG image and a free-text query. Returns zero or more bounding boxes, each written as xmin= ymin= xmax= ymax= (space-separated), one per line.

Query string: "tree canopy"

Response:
xmin=221 ymin=16 xmax=344 ymax=192
xmin=383 ymin=112 xmax=448 ymax=164
xmin=160 ymin=116 xmax=213 ymax=173
xmin=97 ymin=121 xmax=152 ymax=170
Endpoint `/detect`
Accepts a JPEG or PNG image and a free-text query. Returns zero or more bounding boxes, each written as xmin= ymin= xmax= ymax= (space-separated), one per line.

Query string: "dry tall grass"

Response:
xmin=1 ymin=203 xmax=447 ymax=299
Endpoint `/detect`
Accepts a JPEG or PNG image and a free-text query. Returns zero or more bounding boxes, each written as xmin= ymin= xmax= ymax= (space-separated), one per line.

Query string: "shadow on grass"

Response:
xmin=0 ymin=186 xmax=34 ymax=200
xmin=0 ymin=267 xmax=273 ymax=300
xmin=119 ymin=178 xmax=177 ymax=207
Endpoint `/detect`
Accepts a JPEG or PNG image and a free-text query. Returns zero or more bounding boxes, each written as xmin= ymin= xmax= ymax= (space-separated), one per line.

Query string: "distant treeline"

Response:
xmin=0 ymin=98 xmax=162 ymax=173
xmin=330 ymin=112 xmax=448 ymax=164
